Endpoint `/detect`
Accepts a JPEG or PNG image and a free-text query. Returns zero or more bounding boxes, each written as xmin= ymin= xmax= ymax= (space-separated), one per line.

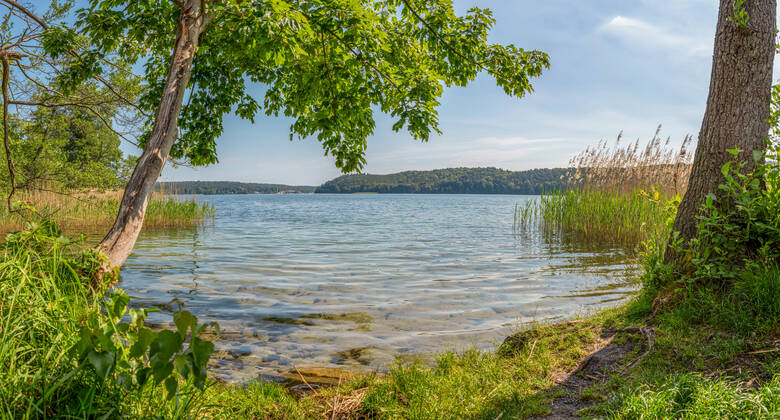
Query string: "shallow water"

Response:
xmin=119 ymin=194 xmax=638 ymax=382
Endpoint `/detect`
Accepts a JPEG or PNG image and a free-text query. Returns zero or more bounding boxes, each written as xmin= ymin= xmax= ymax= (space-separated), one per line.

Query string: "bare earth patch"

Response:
xmin=533 ymin=329 xmax=643 ymax=419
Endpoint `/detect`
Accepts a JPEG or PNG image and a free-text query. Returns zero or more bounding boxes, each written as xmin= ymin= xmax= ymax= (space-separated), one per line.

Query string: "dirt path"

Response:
xmin=533 ymin=330 xmax=642 ymax=419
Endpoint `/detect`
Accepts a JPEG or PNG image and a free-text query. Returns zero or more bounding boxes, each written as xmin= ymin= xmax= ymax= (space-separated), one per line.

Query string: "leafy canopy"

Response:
xmin=54 ymin=0 xmax=548 ymax=171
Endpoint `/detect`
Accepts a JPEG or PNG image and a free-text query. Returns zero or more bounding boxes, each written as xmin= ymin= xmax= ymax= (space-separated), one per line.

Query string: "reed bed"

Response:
xmin=570 ymin=126 xmax=693 ymax=196
xmin=0 ymin=189 xmax=214 ymax=235
xmin=516 ymin=188 xmax=670 ymax=249
xmin=516 ymin=126 xmax=693 ymax=250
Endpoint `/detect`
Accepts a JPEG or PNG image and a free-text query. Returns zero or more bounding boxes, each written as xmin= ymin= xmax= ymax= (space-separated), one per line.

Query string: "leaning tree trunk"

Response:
xmin=665 ymin=0 xmax=776 ymax=263
xmin=98 ymin=0 xmax=206 ymax=276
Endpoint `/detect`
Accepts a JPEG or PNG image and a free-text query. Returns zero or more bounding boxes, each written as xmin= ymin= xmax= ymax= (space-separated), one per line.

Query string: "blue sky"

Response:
xmin=153 ymin=0 xmax=775 ymax=186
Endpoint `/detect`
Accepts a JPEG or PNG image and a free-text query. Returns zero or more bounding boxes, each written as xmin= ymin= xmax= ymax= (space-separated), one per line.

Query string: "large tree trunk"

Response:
xmin=665 ymin=0 xmax=775 ymax=262
xmin=98 ymin=0 xmax=206 ymax=276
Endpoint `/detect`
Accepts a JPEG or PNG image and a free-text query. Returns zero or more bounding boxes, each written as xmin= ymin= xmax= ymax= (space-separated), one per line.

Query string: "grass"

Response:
xmin=0 ymin=189 xmax=214 ymax=235
xmin=515 ymin=188 xmax=673 ymax=250
xmin=2 ymin=133 xmax=778 ymax=417
xmin=201 ymin=268 xmax=780 ymax=419
xmin=0 ymin=221 xmax=111 ymax=417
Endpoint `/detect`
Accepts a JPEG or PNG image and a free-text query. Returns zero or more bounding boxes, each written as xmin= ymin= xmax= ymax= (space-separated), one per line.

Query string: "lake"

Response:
xmin=120 ymin=194 xmax=638 ymax=383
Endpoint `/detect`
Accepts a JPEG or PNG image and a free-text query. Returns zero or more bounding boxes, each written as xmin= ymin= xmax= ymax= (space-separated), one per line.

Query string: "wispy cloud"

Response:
xmin=476 ymin=137 xmax=567 ymax=147
xmin=598 ymin=16 xmax=711 ymax=56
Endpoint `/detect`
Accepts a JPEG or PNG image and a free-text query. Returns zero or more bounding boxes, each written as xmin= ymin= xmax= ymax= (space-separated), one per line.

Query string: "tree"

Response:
xmin=6 ymin=92 xmax=137 ymax=191
xmin=666 ymin=0 xmax=776 ymax=262
xmin=0 ymin=0 xmax=142 ymax=199
xmin=53 ymin=0 xmax=549 ymax=275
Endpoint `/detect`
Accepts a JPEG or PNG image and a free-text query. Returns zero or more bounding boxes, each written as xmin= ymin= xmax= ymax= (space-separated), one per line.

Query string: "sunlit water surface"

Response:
xmin=119 ymin=194 xmax=638 ymax=383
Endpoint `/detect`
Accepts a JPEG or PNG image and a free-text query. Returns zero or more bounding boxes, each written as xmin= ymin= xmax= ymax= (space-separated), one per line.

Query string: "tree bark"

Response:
xmin=98 ymin=0 xmax=206 ymax=276
xmin=665 ymin=0 xmax=776 ymax=263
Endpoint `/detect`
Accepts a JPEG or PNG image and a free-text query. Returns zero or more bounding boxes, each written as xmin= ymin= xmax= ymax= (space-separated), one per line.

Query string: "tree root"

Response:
xmin=620 ymin=326 xmax=656 ymax=372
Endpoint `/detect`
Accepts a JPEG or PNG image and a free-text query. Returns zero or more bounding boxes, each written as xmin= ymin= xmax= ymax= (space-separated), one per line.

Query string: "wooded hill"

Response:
xmin=156 ymin=181 xmax=316 ymax=194
xmin=314 ymin=167 xmax=573 ymax=194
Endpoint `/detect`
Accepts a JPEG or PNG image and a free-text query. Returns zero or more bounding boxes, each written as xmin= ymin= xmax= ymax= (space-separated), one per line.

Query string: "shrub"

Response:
xmin=685 ymin=143 xmax=780 ymax=283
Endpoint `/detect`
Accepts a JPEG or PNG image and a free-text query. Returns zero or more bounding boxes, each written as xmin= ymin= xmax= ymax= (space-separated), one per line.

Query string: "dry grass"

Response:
xmin=570 ymin=125 xmax=694 ymax=196
xmin=0 ymin=189 xmax=213 ymax=235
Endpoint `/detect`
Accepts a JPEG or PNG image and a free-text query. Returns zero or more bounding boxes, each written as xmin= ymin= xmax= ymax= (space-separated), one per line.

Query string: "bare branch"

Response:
xmin=0 ymin=0 xmax=49 ymax=29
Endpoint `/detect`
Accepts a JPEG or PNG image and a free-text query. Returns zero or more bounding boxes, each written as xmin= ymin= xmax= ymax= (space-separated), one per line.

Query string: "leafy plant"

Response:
xmin=728 ymin=0 xmax=750 ymax=28
xmin=684 ymin=143 xmax=780 ymax=283
xmin=72 ymin=292 xmax=218 ymax=401
xmin=0 ymin=213 xmax=218 ymax=417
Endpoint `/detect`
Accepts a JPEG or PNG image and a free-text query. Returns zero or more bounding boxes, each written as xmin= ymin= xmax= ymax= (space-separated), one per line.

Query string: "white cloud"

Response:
xmin=476 ymin=137 xmax=566 ymax=147
xmin=599 ymin=16 xmax=711 ymax=56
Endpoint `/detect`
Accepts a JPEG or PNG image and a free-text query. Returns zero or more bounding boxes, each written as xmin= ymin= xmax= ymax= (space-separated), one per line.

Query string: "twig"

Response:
xmin=1 ymin=51 xmax=18 ymax=211
xmin=746 ymin=348 xmax=779 ymax=355
xmin=291 ymin=363 xmax=317 ymax=394
xmin=526 ymin=339 xmax=537 ymax=362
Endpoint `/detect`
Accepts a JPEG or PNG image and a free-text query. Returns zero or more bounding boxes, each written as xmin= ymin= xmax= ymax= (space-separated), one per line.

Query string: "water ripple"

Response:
xmin=120 ymin=194 xmax=639 ymax=382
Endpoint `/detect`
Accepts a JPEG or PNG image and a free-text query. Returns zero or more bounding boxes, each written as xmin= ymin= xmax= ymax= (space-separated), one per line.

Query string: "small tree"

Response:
xmin=50 ymin=0 xmax=550 ymax=275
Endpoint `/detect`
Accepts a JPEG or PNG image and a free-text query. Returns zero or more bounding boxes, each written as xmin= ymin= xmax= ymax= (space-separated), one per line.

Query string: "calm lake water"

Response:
xmin=120 ymin=194 xmax=638 ymax=383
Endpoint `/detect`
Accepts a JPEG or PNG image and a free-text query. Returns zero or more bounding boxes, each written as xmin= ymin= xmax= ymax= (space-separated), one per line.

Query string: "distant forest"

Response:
xmin=156 ymin=181 xmax=316 ymax=194
xmin=315 ymin=168 xmax=574 ymax=194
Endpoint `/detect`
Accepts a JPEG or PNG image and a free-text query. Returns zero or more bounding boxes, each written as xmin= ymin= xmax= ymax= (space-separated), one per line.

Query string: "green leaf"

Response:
xmin=173 ymin=310 xmax=194 ymax=337
xmin=190 ymin=337 xmax=214 ymax=367
xmin=87 ymin=350 xmax=115 ymax=380
xmin=117 ymin=372 xmax=133 ymax=390
xmin=153 ymin=362 xmax=174 ymax=384
xmin=174 ymin=354 xmax=190 ymax=378
xmin=165 ymin=376 xmax=178 ymax=401
xmin=136 ymin=367 xmax=151 ymax=387
xmin=149 ymin=330 xmax=182 ymax=368
xmin=721 ymin=161 xmax=732 ymax=177
xmin=129 ymin=327 xmax=155 ymax=359
xmin=111 ymin=292 xmax=130 ymax=319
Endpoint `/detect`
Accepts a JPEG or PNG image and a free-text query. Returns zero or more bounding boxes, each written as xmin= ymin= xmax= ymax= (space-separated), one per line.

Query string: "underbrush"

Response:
xmin=0 ymin=220 xmax=217 ymax=419
xmin=592 ymin=146 xmax=780 ymax=418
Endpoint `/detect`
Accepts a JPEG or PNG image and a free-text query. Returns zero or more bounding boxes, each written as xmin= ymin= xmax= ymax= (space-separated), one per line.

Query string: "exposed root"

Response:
xmin=620 ymin=326 xmax=656 ymax=372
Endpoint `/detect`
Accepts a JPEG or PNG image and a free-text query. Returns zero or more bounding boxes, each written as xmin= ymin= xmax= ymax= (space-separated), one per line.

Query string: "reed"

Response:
xmin=0 ymin=189 xmax=214 ymax=235
xmin=516 ymin=127 xmax=691 ymax=250
xmin=570 ymin=125 xmax=694 ymax=196
xmin=516 ymin=188 xmax=671 ymax=249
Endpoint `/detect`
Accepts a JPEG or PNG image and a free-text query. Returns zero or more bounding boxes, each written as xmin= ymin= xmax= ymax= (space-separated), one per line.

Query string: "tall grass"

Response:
xmin=570 ymin=125 xmax=694 ymax=196
xmin=0 ymin=189 xmax=214 ymax=235
xmin=517 ymin=188 xmax=671 ymax=249
xmin=0 ymin=221 xmax=112 ymax=417
xmin=0 ymin=220 xmax=217 ymax=418
xmin=516 ymin=127 xmax=691 ymax=250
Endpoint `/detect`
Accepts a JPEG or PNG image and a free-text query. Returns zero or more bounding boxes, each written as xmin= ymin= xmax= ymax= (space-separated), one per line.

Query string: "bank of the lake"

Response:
xmin=1 ymin=192 xmax=778 ymax=419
